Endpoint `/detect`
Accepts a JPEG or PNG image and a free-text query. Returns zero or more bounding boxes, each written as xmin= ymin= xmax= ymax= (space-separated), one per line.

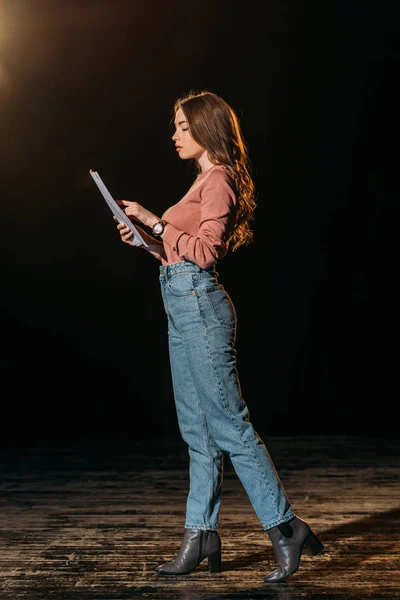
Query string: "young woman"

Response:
xmin=114 ymin=90 xmax=324 ymax=583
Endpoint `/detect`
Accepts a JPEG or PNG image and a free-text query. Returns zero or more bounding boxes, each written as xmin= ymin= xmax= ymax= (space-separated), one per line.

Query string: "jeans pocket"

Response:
xmin=167 ymin=272 xmax=195 ymax=297
xmin=205 ymin=286 xmax=237 ymax=328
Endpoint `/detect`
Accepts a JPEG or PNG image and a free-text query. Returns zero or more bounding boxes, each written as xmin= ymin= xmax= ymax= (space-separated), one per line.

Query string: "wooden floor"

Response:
xmin=0 ymin=434 xmax=399 ymax=600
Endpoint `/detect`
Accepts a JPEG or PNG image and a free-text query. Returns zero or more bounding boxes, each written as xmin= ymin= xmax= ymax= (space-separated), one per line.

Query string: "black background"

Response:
xmin=1 ymin=1 xmax=398 ymax=445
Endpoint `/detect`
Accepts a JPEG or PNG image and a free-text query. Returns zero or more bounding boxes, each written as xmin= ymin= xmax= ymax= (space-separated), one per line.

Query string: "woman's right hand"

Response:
xmin=113 ymin=216 xmax=136 ymax=246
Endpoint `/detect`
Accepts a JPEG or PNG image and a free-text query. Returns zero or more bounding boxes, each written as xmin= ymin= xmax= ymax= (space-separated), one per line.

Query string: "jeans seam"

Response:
xmin=185 ymin=328 xmax=215 ymax=531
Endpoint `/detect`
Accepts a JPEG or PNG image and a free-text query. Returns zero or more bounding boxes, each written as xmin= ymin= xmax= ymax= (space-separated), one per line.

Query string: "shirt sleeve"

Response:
xmin=161 ymin=174 xmax=237 ymax=269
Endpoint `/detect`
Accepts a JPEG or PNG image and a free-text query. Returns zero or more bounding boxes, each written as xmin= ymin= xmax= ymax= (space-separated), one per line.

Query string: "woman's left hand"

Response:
xmin=116 ymin=200 xmax=158 ymax=229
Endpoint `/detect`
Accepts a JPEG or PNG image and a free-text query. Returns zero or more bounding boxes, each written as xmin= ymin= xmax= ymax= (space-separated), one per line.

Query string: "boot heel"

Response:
xmin=208 ymin=550 xmax=222 ymax=573
xmin=304 ymin=529 xmax=324 ymax=555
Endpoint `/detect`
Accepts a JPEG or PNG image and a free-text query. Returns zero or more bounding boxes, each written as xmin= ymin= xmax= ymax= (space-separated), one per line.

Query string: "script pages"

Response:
xmin=89 ymin=170 xmax=149 ymax=248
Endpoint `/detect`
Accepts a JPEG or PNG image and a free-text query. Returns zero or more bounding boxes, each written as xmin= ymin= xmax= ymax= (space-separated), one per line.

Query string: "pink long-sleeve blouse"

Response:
xmin=158 ymin=164 xmax=237 ymax=270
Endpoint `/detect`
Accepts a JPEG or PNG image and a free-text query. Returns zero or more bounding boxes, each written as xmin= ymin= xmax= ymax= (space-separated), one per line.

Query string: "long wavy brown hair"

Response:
xmin=172 ymin=90 xmax=256 ymax=251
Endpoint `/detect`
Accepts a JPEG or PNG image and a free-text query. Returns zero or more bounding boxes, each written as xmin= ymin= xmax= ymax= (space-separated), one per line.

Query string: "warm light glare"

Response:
xmin=0 ymin=2 xmax=12 ymax=45
xmin=0 ymin=2 xmax=12 ymax=86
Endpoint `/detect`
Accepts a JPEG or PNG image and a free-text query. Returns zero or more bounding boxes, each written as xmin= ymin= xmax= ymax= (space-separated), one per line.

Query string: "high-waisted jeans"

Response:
xmin=159 ymin=261 xmax=295 ymax=531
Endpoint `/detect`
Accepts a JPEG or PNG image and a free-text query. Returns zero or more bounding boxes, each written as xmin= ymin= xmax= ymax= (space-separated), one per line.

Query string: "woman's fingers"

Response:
xmin=113 ymin=218 xmax=126 ymax=232
xmin=113 ymin=215 xmax=135 ymax=245
xmin=121 ymin=227 xmax=134 ymax=244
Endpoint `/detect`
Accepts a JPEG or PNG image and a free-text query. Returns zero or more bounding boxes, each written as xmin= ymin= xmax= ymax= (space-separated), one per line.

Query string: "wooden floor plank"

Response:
xmin=0 ymin=435 xmax=399 ymax=599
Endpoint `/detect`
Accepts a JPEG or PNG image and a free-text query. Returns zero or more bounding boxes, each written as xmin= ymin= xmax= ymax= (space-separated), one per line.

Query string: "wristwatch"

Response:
xmin=152 ymin=220 xmax=168 ymax=236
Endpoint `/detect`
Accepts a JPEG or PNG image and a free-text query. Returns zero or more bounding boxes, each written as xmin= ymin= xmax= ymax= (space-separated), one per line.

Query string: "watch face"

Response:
xmin=153 ymin=222 xmax=164 ymax=234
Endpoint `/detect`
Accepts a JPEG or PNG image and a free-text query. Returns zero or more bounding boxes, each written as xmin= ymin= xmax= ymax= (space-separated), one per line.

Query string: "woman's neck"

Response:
xmin=197 ymin=154 xmax=216 ymax=174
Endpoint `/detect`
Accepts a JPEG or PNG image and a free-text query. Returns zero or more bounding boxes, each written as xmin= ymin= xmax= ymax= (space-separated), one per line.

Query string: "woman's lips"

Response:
xmin=176 ymin=146 xmax=182 ymax=152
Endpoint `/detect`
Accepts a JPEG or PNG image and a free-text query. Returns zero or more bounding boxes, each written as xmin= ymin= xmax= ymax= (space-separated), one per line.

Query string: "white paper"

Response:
xmin=90 ymin=170 xmax=149 ymax=248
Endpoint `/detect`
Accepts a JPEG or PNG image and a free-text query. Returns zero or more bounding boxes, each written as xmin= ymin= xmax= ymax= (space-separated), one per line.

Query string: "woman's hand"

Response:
xmin=115 ymin=200 xmax=158 ymax=229
xmin=113 ymin=216 xmax=137 ymax=246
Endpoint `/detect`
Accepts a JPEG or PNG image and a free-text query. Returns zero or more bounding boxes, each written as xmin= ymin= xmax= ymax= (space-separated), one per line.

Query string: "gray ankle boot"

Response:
xmin=264 ymin=516 xmax=324 ymax=583
xmin=155 ymin=528 xmax=221 ymax=576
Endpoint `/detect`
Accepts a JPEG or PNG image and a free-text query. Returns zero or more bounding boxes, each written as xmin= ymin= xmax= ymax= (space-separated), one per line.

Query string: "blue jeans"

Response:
xmin=159 ymin=261 xmax=295 ymax=531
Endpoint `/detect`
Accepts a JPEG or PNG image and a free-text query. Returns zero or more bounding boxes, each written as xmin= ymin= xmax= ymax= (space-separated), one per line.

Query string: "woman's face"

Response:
xmin=172 ymin=107 xmax=206 ymax=161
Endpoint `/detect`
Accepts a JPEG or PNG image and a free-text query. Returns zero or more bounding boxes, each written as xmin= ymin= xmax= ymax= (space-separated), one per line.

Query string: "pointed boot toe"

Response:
xmin=264 ymin=517 xmax=324 ymax=583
